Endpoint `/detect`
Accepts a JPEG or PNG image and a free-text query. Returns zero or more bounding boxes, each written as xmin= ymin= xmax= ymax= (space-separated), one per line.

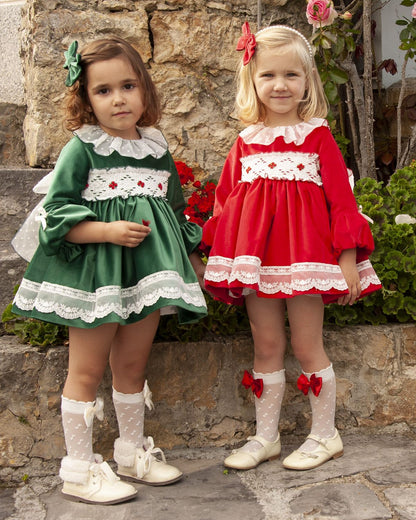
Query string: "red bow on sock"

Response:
xmin=241 ymin=370 xmax=264 ymax=398
xmin=297 ymin=373 xmax=323 ymax=397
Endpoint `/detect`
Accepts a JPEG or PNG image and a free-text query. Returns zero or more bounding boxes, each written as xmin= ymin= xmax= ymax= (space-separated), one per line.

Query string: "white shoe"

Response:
xmin=224 ymin=434 xmax=281 ymax=470
xmin=60 ymin=455 xmax=137 ymax=505
xmin=114 ymin=437 xmax=183 ymax=486
xmin=282 ymin=429 xmax=344 ymax=470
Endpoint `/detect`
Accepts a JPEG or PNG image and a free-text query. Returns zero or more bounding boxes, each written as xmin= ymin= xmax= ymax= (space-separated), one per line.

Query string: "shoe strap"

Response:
xmin=306 ymin=433 xmax=329 ymax=448
xmin=248 ymin=433 xmax=280 ymax=448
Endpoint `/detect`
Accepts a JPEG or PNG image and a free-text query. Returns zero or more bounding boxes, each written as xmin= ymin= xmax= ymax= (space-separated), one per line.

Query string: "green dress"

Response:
xmin=12 ymin=125 xmax=207 ymax=328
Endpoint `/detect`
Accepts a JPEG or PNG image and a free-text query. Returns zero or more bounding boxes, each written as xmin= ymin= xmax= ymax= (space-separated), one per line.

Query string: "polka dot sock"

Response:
xmin=240 ymin=369 xmax=286 ymax=453
xmin=61 ymin=396 xmax=95 ymax=462
xmin=112 ymin=387 xmax=146 ymax=449
xmin=298 ymin=364 xmax=336 ymax=453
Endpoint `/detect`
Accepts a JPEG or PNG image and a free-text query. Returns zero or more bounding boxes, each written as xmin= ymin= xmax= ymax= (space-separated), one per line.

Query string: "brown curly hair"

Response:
xmin=63 ymin=36 xmax=161 ymax=131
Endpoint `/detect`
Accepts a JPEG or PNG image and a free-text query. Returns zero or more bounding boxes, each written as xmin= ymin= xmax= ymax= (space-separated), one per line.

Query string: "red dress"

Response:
xmin=202 ymin=119 xmax=381 ymax=305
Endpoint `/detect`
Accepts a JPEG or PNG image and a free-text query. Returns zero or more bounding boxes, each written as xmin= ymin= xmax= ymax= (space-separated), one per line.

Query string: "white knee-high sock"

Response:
xmin=61 ymin=396 xmax=102 ymax=462
xmin=113 ymin=382 xmax=154 ymax=449
xmin=241 ymin=369 xmax=286 ymax=453
xmin=299 ymin=364 xmax=336 ymax=453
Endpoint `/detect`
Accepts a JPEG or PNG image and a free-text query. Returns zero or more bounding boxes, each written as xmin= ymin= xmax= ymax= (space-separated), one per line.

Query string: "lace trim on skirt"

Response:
xmin=14 ymin=270 xmax=206 ymax=323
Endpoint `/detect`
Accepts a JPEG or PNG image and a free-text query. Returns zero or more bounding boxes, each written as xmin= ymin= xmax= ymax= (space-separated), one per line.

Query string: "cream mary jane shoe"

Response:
xmin=282 ymin=429 xmax=344 ymax=470
xmin=115 ymin=436 xmax=183 ymax=486
xmin=60 ymin=455 xmax=137 ymax=505
xmin=224 ymin=434 xmax=281 ymax=470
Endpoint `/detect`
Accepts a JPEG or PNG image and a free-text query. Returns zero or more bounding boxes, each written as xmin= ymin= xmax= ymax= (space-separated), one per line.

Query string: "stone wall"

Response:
xmin=1 ymin=324 xmax=416 ymax=483
xmin=21 ymin=0 xmax=305 ymax=175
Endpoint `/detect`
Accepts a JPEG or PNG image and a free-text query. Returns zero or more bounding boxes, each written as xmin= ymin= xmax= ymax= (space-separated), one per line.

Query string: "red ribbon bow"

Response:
xmin=236 ymin=22 xmax=256 ymax=65
xmin=297 ymin=373 xmax=323 ymax=397
xmin=241 ymin=370 xmax=264 ymax=398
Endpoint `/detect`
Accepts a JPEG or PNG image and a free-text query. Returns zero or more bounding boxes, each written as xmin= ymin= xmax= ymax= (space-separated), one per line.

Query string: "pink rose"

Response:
xmin=306 ymin=0 xmax=338 ymax=28
xmin=412 ymin=2 xmax=416 ymax=19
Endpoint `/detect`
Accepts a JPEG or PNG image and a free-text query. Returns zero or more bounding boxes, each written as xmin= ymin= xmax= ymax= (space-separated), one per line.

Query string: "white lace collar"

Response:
xmin=240 ymin=118 xmax=329 ymax=146
xmin=74 ymin=125 xmax=168 ymax=159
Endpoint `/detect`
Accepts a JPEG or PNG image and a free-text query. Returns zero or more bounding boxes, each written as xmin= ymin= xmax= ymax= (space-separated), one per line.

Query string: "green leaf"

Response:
xmin=328 ymin=67 xmax=349 ymax=84
xmin=396 ymin=20 xmax=409 ymax=26
xmin=324 ymin=81 xmax=339 ymax=104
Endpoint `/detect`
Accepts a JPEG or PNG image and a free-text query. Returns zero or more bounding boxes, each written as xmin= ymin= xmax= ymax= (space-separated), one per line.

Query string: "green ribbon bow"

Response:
xmin=63 ymin=41 xmax=82 ymax=87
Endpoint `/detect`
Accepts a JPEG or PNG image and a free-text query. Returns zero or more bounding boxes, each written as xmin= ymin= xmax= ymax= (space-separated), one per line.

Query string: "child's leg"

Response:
xmin=282 ymin=296 xmax=343 ymax=470
xmin=60 ymin=324 xmax=136 ymax=504
xmin=224 ymin=295 xmax=287 ymax=470
xmin=110 ymin=312 xmax=182 ymax=485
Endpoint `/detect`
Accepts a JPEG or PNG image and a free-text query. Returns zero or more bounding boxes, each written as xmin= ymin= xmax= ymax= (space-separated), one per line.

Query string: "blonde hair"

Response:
xmin=63 ymin=36 xmax=161 ymax=131
xmin=235 ymin=26 xmax=328 ymax=125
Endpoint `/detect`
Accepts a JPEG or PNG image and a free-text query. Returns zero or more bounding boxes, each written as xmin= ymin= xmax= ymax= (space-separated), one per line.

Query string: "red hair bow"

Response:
xmin=241 ymin=370 xmax=263 ymax=398
xmin=297 ymin=373 xmax=323 ymax=397
xmin=236 ymin=22 xmax=256 ymax=65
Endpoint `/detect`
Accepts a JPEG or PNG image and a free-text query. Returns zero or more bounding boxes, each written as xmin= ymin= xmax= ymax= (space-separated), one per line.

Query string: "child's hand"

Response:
xmin=107 ymin=220 xmax=150 ymax=247
xmin=189 ymin=251 xmax=206 ymax=290
xmin=337 ymin=248 xmax=361 ymax=305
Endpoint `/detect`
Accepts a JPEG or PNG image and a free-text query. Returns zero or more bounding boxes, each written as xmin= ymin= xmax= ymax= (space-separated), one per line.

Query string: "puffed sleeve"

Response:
xmin=201 ymin=138 xmax=242 ymax=254
xmin=317 ymin=127 xmax=375 ymax=260
xmin=39 ymin=137 xmax=97 ymax=260
xmin=165 ymin=152 xmax=202 ymax=254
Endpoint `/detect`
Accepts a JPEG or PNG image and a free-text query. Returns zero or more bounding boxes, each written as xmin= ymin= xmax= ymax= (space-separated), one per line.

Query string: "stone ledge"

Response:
xmin=1 ymin=324 xmax=416 ymax=480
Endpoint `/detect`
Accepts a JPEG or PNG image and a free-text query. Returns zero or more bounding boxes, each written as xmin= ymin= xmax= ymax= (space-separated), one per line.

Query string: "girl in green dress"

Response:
xmin=12 ymin=37 xmax=207 ymax=505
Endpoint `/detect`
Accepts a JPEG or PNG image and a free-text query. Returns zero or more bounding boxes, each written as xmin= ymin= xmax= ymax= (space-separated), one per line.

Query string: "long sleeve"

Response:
xmin=315 ymin=128 xmax=375 ymax=260
xmin=39 ymin=137 xmax=97 ymax=260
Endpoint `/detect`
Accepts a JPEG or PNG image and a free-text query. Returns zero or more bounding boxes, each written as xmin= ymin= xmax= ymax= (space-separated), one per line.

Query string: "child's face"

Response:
xmin=86 ymin=56 xmax=145 ymax=139
xmin=253 ymin=46 xmax=307 ymax=127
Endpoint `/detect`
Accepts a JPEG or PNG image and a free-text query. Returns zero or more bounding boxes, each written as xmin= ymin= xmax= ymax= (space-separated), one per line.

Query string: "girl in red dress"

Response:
xmin=202 ymin=23 xmax=381 ymax=471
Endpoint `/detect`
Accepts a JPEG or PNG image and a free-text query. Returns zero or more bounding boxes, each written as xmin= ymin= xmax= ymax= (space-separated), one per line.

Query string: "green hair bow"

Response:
xmin=63 ymin=41 xmax=82 ymax=87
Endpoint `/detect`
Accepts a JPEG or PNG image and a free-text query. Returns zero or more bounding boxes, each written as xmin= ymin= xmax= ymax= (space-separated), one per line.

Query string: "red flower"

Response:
xmin=193 ymin=180 xmax=202 ymax=188
xmin=175 ymin=160 xmax=194 ymax=186
xmin=297 ymin=163 xmax=305 ymax=170
xmin=109 ymin=181 xmax=117 ymax=189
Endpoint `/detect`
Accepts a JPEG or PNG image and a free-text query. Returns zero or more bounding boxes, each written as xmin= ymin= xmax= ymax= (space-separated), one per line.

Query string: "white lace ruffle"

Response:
xmin=240 ymin=118 xmax=329 ymax=146
xmin=14 ymin=270 xmax=207 ymax=323
xmin=82 ymin=167 xmax=170 ymax=200
xmin=75 ymin=125 xmax=168 ymax=160
xmin=240 ymin=152 xmax=321 ymax=185
xmin=205 ymin=256 xmax=380 ymax=295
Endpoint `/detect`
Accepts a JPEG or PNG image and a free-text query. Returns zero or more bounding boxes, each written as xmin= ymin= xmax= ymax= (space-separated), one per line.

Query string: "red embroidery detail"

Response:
xmin=297 ymin=163 xmax=305 ymax=170
xmin=158 ymin=183 xmax=163 ymax=190
xmin=268 ymin=162 xmax=277 ymax=169
xmin=246 ymin=166 xmax=252 ymax=173
xmin=137 ymin=180 xmax=145 ymax=187
xmin=142 ymin=219 xmax=150 ymax=226
xmin=85 ymin=183 xmax=89 ymax=188
xmin=109 ymin=181 xmax=118 ymax=189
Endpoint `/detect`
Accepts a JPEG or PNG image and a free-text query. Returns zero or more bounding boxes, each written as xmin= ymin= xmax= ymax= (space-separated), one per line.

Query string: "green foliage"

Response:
xmin=2 ymin=300 xmax=68 ymax=348
xmin=397 ymin=0 xmax=416 ymax=61
xmin=324 ymin=161 xmax=416 ymax=326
